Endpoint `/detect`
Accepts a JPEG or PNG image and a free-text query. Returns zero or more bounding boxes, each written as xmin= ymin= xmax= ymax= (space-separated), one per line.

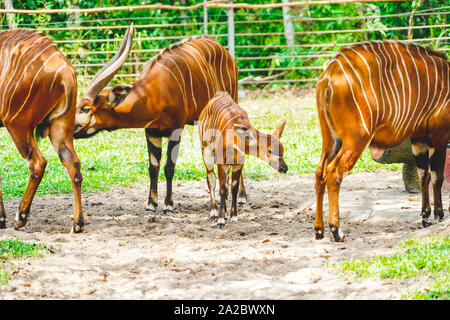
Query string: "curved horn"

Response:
xmin=83 ymin=23 xmax=134 ymax=103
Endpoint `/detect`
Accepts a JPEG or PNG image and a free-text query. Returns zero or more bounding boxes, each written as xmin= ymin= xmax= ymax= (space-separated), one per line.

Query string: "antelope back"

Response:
xmin=0 ymin=29 xmax=76 ymax=128
xmin=198 ymin=92 xmax=249 ymax=147
xmin=140 ymin=36 xmax=239 ymax=122
xmin=318 ymin=41 xmax=449 ymax=144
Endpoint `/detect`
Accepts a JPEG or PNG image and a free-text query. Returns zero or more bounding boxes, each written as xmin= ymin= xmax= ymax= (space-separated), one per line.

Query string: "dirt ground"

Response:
xmin=0 ymin=170 xmax=449 ymax=300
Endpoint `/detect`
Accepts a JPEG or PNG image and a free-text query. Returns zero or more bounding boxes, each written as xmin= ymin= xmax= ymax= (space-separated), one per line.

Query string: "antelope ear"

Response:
xmin=273 ymin=121 xmax=286 ymax=138
xmin=235 ymin=124 xmax=257 ymax=145
xmin=234 ymin=123 xmax=248 ymax=133
xmin=108 ymin=84 xmax=133 ymax=107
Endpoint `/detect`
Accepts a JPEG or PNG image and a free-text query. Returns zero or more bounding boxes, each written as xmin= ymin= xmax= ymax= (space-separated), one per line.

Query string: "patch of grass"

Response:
xmin=0 ymin=238 xmax=48 ymax=284
xmin=0 ymin=89 xmax=401 ymax=199
xmin=334 ymin=234 xmax=450 ymax=300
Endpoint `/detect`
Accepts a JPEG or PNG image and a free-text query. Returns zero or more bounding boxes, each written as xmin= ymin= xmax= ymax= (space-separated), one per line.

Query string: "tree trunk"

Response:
xmin=4 ymin=0 xmax=16 ymax=29
xmin=282 ymin=0 xmax=295 ymax=46
xmin=227 ymin=1 xmax=235 ymax=58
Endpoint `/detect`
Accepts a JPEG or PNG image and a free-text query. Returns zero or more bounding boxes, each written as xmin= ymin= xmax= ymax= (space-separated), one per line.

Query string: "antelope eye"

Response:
xmin=80 ymin=107 xmax=91 ymax=114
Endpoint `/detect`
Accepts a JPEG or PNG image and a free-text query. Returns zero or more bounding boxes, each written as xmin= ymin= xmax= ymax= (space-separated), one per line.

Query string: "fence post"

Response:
xmin=358 ymin=3 xmax=369 ymax=41
xmin=282 ymin=0 xmax=295 ymax=46
xmin=203 ymin=0 xmax=208 ymax=35
xmin=408 ymin=0 xmax=421 ymax=40
xmin=227 ymin=1 xmax=235 ymax=58
xmin=4 ymin=0 xmax=17 ymax=29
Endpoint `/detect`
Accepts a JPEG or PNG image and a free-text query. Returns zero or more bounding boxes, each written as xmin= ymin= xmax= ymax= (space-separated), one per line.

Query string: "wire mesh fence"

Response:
xmin=1 ymin=0 xmax=448 ymax=90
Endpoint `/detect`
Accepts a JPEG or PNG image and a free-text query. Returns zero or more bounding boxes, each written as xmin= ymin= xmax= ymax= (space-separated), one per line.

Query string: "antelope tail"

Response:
xmin=319 ymin=78 xmax=342 ymax=162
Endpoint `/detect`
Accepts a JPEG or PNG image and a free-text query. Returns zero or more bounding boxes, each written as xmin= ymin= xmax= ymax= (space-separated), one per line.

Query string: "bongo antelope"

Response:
xmin=74 ymin=25 xmax=248 ymax=214
xmin=315 ymin=40 xmax=449 ymax=242
xmin=0 ymin=29 xmax=84 ymax=233
xmin=198 ymin=92 xmax=288 ymax=228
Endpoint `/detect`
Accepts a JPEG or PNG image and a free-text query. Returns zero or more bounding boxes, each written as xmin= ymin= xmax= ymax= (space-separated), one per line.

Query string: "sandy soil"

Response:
xmin=0 ymin=170 xmax=448 ymax=300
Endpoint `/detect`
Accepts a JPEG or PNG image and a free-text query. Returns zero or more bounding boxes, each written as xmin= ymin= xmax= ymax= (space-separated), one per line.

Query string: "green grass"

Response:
xmin=0 ymin=89 xmax=401 ymax=200
xmin=334 ymin=234 xmax=450 ymax=300
xmin=0 ymin=238 xmax=48 ymax=284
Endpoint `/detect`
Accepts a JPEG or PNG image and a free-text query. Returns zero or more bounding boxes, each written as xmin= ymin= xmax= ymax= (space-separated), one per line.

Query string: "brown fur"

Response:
xmin=314 ymin=40 xmax=449 ymax=241
xmin=0 ymin=29 xmax=84 ymax=232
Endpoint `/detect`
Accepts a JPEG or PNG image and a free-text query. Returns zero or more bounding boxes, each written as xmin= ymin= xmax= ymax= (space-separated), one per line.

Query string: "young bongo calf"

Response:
xmin=198 ymin=92 xmax=288 ymax=228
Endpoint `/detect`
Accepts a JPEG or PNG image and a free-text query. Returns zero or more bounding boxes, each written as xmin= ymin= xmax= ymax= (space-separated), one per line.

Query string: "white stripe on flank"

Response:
xmin=435 ymin=59 xmax=450 ymax=116
xmin=335 ymin=58 xmax=370 ymax=135
xmin=156 ymin=62 xmax=188 ymax=113
xmin=0 ymin=32 xmax=36 ymax=86
xmin=327 ymin=42 xmax=448 ymax=143
xmin=178 ymin=47 xmax=212 ymax=100
xmin=349 ymin=48 xmax=380 ymax=127
xmin=425 ymin=52 xmax=445 ymax=119
xmin=365 ymin=43 xmax=387 ymax=122
xmin=186 ymin=42 xmax=220 ymax=92
xmin=0 ymin=31 xmax=25 ymax=82
xmin=0 ymin=33 xmax=41 ymax=114
xmin=10 ymin=51 xmax=60 ymax=122
xmin=385 ymin=42 xmax=405 ymax=136
xmin=400 ymin=44 xmax=422 ymax=135
xmin=163 ymin=56 xmax=189 ymax=111
xmin=5 ymin=42 xmax=56 ymax=119
xmin=337 ymin=52 xmax=373 ymax=133
xmin=411 ymin=47 xmax=432 ymax=130
xmin=378 ymin=42 xmax=400 ymax=124
xmin=169 ymin=50 xmax=198 ymax=110
xmin=391 ymin=42 xmax=412 ymax=139
xmin=200 ymin=39 xmax=227 ymax=92
xmin=48 ymin=62 xmax=73 ymax=121
xmin=49 ymin=63 xmax=67 ymax=93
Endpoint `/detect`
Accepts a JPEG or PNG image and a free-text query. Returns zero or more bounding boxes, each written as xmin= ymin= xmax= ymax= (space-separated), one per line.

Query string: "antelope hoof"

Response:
xmin=210 ymin=209 xmax=218 ymax=221
xmin=163 ymin=204 xmax=173 ymax=214
xmin=217 ymin=218 xmax=225 ymax=229
xmin=237 ymin=197 xmax=247 ymax=205
xmin=434 ymin=209 xmax=444 ymax=221
xmin=0 ymin=217 xmax=6 ymax=229
xmin=314 ymin=227 xmax=324 ymax=240
xmin=422 ymin=218 xmax=433 ymax=228
xmin=330 ymin=225 xmax=344 ymax=242
xmin=71 ymin=222 xmax=84 ymax=234
xmin=230 ymin=216 xmax=238 ymax=223
xmin=14 ymin=212 xmax=28 ymax=230
xmin=146 ymin=203 xmax=157 ymax=212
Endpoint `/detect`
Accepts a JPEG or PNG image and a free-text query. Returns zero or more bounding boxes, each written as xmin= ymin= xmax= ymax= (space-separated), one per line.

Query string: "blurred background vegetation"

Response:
xmin=1 ymin=0 xmax=448 ymax=89
xmin=0 ymin=1 xmax=447 ymax=198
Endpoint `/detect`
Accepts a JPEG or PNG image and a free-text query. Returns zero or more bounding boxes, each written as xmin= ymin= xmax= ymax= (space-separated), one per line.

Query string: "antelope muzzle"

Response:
xmin=278 ymin=158 xmax=288 ymax=174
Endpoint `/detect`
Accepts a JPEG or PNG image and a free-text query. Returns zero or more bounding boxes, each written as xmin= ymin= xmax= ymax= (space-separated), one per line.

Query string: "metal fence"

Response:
xmin=1 ymin=0 xmax=449 ymax=90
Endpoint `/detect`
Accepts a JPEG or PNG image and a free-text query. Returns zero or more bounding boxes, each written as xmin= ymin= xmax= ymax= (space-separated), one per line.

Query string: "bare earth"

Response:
xmin=0 ymin=170 xmax=448 ymax=300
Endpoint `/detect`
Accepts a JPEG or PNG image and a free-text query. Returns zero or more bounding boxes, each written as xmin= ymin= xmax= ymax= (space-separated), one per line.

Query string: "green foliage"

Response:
xmin=0 ymin=90 xmax=400 ymax=200
xmin=334 ymin=234 xmax=450 ymax=300
xmin=0 ymin=238 xmax=48 ymax=283
xmin=1 ymin=1 xmax=447 ymax=87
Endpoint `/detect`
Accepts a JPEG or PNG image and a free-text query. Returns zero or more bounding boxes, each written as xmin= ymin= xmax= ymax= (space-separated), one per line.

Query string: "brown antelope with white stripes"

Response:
xmin=315 ymin=40 xmax=449 ymax=242
xmin=74 ymin=25 xmax=249 ymax=214
xmin=0 ymin=29 xmax=84 ymax=233
xmin=199 ymin=92 xmax=288 ymax=228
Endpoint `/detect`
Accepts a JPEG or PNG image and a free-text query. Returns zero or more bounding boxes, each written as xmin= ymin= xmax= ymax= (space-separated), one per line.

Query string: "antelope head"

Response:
xmin=235 ymin=121 xmax=288 ymax=173
xmin=74 ymin=24 xmax=134 ymax=139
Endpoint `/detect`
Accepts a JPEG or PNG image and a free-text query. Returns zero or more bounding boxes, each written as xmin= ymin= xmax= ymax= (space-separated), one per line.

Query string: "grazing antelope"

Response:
xmin=198 ymin=92 xmax=288 ymax=228
xmin=74 ymin=25 xmax=248 ymax=214
xmin=315 ymin=40 xmax=449 ymax=242
xmin=0 ymin=29 xmax=84 ymax=233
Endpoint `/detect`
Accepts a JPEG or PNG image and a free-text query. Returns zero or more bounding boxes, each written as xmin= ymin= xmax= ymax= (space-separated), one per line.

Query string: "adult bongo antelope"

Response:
xmin=198 ymin=92 xmax=288 ymax=228
xmin=315 ymin=40 xmax=449 ymax=242
xmin=74 ymin=24 xmax=248 ymax=213
xmin=0 ymin=29 xmax=84 ymax=233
